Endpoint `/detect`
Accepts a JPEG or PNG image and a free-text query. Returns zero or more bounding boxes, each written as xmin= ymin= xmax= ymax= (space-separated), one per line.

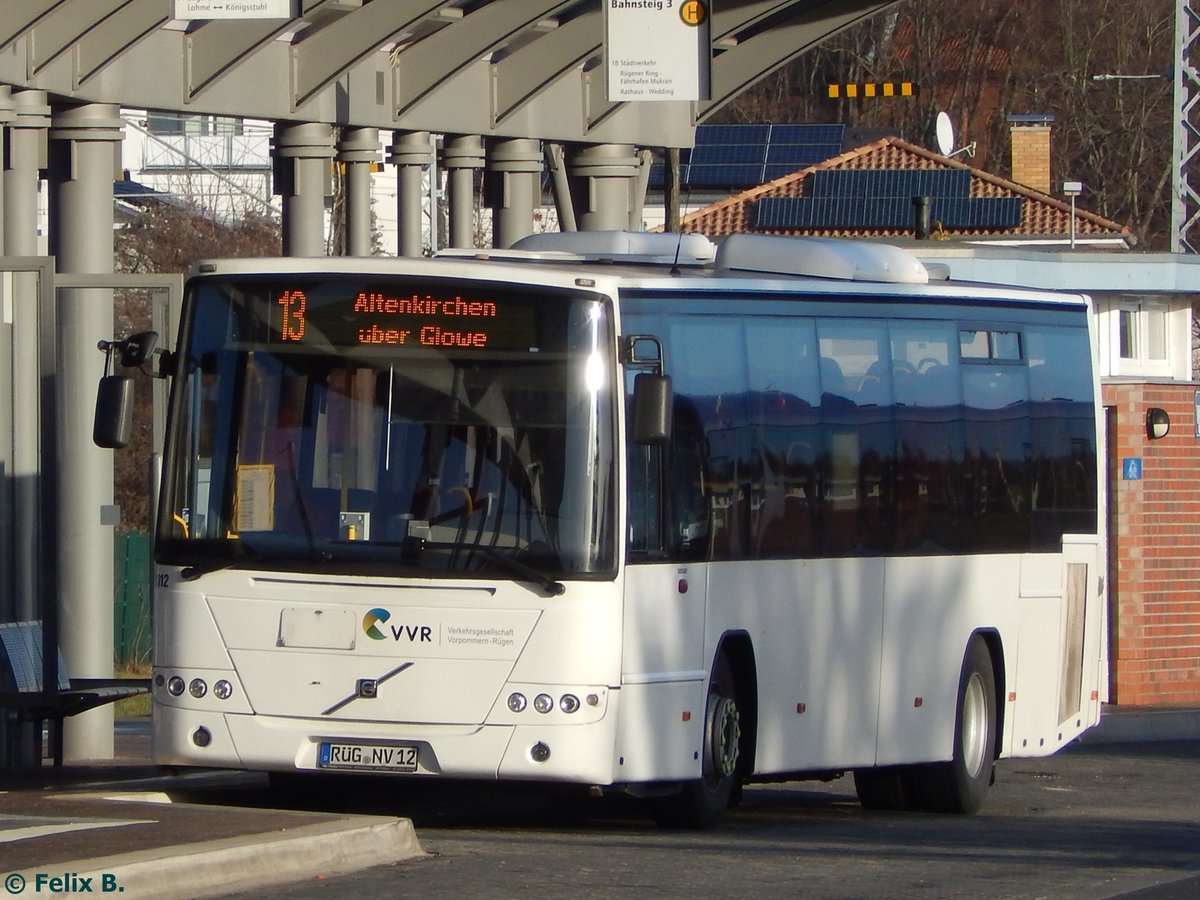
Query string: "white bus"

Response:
xmin=100 ymin=232 xmax=1106 ymax=827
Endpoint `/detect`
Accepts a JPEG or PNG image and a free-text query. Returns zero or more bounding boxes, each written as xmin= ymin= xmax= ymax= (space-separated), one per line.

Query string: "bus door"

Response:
xmin=1009 ymin=534 xmax=1105 ymax=751
xmin=621 ymin=336 xmax=709 ymax=710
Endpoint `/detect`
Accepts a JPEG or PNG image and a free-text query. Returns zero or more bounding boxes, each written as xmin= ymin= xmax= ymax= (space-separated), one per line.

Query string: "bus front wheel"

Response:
xmin=653 ymin=654 xmax=741 ymax=829
xmin=911 ymin=637 xmax=997 ymax=813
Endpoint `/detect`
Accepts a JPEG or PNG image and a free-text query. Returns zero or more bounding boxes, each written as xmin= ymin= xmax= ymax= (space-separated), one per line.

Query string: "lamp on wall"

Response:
xmin=1146 ymin=407 xmax=1171 ymax=440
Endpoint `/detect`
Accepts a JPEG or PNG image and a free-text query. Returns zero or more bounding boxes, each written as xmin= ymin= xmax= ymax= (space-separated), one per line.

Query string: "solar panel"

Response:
xmin=806 ymin=169 xmax=970 ymax=198
xmin=765 ymin=145 xmax=836 ymax=167
xmin=935 ymin=197 xmax=1024 ymax=228
xmin=767 ymin=123 xmax=845 ymax=145
xmin=753 ymin=195 xmax=1024 ymax=230
xmin=670 ymin=124 xmax=848 ymax=188
xmin=647 ymin=163 xmax=690 ymax=189
xmin=685 ymin=165 xmax=767 ymax=188
xmin=694 ymin=124 xmax=771 ymax=145
xmin=689 ymin=144 xmax=768 ymax=166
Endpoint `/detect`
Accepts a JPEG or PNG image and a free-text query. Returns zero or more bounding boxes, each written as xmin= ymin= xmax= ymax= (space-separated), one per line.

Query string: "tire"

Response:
xmin=910 ymin=637 xmax=997 ymax=814
xmin=853 ymin=767 xmax=914 ymax=811
xmin=653 ymin=654 xmax=742 ymax=829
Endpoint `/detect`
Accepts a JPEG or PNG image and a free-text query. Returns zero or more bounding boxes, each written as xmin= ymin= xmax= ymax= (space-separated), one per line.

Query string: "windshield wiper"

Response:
xmin=179 ymin=547 xmax=263 ymax=582
xmin=178 ymin=546 xmax=333 ymax=582
xmin=412 ymin=538 xmax=566 ymax=596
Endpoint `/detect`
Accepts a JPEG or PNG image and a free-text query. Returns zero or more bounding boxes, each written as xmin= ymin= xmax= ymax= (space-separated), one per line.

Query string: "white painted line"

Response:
xmin=0 ymin=818 xmax=156 ymax=844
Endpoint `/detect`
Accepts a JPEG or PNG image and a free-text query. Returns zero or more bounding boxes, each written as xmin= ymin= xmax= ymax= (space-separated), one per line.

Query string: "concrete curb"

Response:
xmin=14 ymin=815 xmax=424 ymax=900
xmin=1078 ymin=708 xmax=1200 ymax=745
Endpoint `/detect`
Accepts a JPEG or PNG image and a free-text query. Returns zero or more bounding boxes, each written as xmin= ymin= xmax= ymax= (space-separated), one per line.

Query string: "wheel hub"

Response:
xmin=708 ymin=694 xmax=741 ymax=778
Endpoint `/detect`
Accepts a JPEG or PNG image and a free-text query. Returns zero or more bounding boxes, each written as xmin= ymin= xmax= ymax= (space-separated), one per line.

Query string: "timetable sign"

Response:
xmin=605 ymin=0 xmax=712 ymax=101
xmin=174 ymin=0 xmax=293 ymax=19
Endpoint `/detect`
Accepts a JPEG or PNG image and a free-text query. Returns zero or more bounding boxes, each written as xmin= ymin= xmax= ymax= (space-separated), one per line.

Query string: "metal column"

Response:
xmin=442 ymin=136 xmax=485 ymax=249
xmin=389 ymin=131 xmax=433 ymax=257
xmin=337 ymin=127 xmax=379 ymax=257
xmin=0 ymin=87 xmax=13 ymax=623
xmin=1173 ymin=0 xmax=1200 ymax=252
xmin=566 ymin=144 xmax=642 ymax=232
xmin=273 ymin=122 xmax=335 ymax=257
xmin=3 ymin=91 xmax=51 ymax=626
xmin=47 ymin=103 xmax=124 ymax=762
xmin=0 ymin=86 xmax=9 ymax=250
xmin=3 ymin=91 xmax=50 ymax=256
xmin=487 ymin=138 xmax=542 ymax=249
xmin=544 ymin=143 xmax=577 ymax=232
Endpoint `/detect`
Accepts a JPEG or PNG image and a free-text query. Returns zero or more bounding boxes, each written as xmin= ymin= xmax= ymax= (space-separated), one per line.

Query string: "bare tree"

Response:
xmin=116 ymin=203 xmax=280 ymax=274
xmin=716 ymin=0 xmax=1175 ymax=247
xmin=1020 ymin=0 xmax=1174 ymax=245
xmin=112 ymin=203 xmax=282 ymax=534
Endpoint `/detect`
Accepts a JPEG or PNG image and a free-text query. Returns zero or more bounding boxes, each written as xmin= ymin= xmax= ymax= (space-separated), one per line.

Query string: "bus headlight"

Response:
xmin=213 ymin=680 xmax=234 ymax=701
xmin=533 ymin=693 xmax=554 ymax=714
xmin=559 ymin=694 xmax=580 ymax=714
xmin=507 ymin=692 xmax=527 ymax=713
xmin=189 ymin=678 xmax=208 ymax=699
xmin=167 ymin=676 xmax=185 ymax=697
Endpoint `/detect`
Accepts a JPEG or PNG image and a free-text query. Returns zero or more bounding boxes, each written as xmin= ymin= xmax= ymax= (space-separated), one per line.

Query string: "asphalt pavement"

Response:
xmin=1 ymin=706 xmax=1196 ymax=900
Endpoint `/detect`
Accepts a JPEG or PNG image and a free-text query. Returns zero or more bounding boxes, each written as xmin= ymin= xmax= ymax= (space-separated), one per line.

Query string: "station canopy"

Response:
xmin=0 ymin=1 xmax=900 ymax=148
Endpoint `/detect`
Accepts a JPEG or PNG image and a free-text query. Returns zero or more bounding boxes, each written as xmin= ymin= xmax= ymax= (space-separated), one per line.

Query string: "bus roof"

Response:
xmin=187 ymin=233 xmax=1089 ymax=309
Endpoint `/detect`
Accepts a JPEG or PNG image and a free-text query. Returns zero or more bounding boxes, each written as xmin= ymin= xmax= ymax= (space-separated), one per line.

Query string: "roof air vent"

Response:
xmin=714 ymin=234 xmax=929 ymax=284
xmin=510 ymin=230 xmax=717 ymax=265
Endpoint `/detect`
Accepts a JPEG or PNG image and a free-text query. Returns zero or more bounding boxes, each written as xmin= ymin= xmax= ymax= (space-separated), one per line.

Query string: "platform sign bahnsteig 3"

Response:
xmin=606 ymin=0 xmax=712 ymax=101
xmin=174 ymin=0 xmax=293 ymax=19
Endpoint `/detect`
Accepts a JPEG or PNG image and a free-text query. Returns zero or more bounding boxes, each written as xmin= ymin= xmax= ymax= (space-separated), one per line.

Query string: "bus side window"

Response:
xmin=627 ymin=443 xmax=663 ymax=556
xmin=625 ymin=366 xmax=665 ymax=558
xmin=670 ymin=397 xmax=709 ymax=560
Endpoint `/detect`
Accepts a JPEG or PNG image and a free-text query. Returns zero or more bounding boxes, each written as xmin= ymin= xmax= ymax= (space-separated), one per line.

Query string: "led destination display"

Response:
xmin=266 ymin=279 xmax=553 ymax=352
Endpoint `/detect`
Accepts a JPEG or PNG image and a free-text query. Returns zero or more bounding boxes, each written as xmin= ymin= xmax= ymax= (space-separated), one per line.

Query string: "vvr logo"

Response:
xmin=363 ymin=608 xmax=391 ymax=640
xmin=362 ymin=608 xmax=434 ymax=643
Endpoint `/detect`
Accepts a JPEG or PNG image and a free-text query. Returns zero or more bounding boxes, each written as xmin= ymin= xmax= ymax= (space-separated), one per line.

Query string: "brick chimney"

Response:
xmin=1007 ymin=114 xmax=1054 ymax=194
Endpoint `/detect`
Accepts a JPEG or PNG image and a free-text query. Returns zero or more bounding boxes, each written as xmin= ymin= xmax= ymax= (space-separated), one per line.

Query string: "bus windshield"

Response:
xmin=157 ymin=274 xmax=617 ymax=580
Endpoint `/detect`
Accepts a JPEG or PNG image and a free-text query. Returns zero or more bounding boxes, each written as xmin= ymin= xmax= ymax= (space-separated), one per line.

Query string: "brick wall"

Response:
xmin=1104 ymin=382 xmax=1200 ymax=706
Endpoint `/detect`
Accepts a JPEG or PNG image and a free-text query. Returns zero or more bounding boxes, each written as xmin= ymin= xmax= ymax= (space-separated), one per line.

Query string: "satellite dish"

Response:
xmin=934 ymin=111 xmax=955 ymax=156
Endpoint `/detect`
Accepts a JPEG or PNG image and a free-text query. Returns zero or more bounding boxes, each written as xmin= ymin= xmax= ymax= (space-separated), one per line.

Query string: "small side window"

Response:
xmin=960 ymin=329 xmax=1022 ymax=362
xmin=992 ymin=331 xmax=1021 ymax=360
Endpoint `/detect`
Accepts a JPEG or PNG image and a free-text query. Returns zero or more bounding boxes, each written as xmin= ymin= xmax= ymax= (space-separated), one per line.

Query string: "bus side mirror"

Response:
xmin=119 ymin=331 xmax=158 ymax=367
xmin=632 ymin=373 xmax=673 ymax=445
xmin=93 ymin=374 xmax=134 ymax=449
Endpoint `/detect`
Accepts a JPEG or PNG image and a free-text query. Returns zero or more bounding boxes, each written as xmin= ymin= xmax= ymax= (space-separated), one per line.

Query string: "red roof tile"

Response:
xmin=674 ymin=136 xmax=1133 ymax=244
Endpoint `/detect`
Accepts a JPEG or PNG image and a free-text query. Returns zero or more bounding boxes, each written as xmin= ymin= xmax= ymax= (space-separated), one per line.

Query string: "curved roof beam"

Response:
xmin=76 ymin=0 xmax=172 ymax=86
xmin=700 ymin=0 xmax=902 ymax=121
xmin=0 ymin=1 xmax=70 ymax=50
xmin=24 ymin=0 xmax=128 ymax=75
xmin=491 ymin=6 xmax=599 ymax=124
xmin=393 ymin=0 xmax=576 ymax=118
xmin=292 ymin=1 xmax=456 ymax=108
xmin=186 ymin=0 xmax=343 ymax=100
xmin=712 ymin=0 xmax=810 ymax=40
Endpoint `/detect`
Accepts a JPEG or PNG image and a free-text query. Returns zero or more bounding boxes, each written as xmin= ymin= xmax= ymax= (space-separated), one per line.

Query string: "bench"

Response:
xmin=0 ymin=620 xmax=151 ymax=767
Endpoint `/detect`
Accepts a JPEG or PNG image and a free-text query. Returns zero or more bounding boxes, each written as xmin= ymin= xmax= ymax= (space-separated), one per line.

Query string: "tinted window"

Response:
xmin=622 ymin=295 xmax=1097 ymax=562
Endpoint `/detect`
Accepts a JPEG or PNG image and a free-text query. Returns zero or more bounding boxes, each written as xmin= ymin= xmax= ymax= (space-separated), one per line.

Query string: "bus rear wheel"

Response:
xmin=653 ymin=654 xmax=741 ymax=829
xmin=911 ymin=637 xmax=996 ymax=813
